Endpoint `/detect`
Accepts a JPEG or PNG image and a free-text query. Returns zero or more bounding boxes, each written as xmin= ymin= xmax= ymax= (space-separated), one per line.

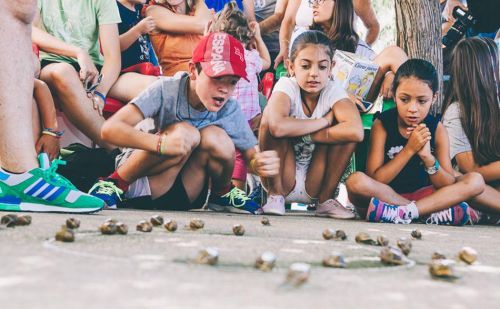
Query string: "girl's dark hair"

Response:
xmin=289 ymin=30 xmax=334 ymax=63
xmin=210 ymin=1 xmax=252 ymax=45
xmin=392 ymin=59 xmax=439 ymax=94
xmin=311 ymin=0 xmax=359 ymax=53
xmin=442 ymin=37 xmax=500 ymax=166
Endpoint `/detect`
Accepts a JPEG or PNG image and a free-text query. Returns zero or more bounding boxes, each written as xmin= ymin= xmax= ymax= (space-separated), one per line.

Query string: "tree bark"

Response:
xmin=395 ymin=0 xmax=443 ymax=114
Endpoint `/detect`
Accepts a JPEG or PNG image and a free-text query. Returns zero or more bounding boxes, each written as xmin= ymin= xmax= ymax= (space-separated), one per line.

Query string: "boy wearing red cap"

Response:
xmin=89 ymin=32 xmax=279 ymax=213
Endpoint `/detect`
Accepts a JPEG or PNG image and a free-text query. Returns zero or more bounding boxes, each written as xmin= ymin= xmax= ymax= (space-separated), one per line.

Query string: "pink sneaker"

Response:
xmin=261 ymin=195 xmax=285 ymax=216
xmin=315 ymin=199 xmax=355 ymax=219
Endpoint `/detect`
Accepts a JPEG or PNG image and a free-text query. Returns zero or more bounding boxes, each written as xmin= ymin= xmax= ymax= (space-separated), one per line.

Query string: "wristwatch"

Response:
xmin=425 ymin=159 xmax=440 ymax=175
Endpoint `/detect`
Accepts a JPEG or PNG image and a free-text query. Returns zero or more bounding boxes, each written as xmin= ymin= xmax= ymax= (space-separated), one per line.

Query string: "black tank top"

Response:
xmin=378 ymin=108 xmax=439 ymax=194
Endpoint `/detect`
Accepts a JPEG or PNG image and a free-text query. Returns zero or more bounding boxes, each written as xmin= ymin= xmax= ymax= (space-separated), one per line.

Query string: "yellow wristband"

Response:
xmin=250 ymin=157 xmax=258 ymax=174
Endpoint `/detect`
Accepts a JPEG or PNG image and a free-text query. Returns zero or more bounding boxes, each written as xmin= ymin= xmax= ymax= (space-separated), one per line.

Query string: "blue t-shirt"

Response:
xmin=131 ymin=72 xmax=258 ymax=151
xmin=205 ymin=0 xmax=243 ymax=12
xmin=117 ymin=1 xmax=151 ymax=69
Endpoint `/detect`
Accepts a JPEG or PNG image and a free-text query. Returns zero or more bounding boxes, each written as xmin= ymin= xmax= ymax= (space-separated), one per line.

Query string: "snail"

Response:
xmin=380 ymin=246 xmax=409 ymax=266
xmin=1 ymin=214 xmax=17 ymax=227
xmin=397 ymin=237 xmax=412 ymax=256
xmin=411 ymin=229 xmax=422 ymax=240
xmin=136 ymin=220 xmax=153 ymax=232
xmin=195 ymin=248 xmax=219 ymax=265
xmin=429 ymin=259 xmax=457 ymax=279
xmin=66 ymin=218 xmax=80 ymax=229
xmin=99 ymin=221 xmax=117 ymax=235
xmin=15 ymin=215 xmax=31 ymax=226
xmin=55 ymin=225 xmax=75 ymax=242
xmin=286 ymin=263 xmax=311 ymax=286
xmin=232 ymin=224 xmax=245 ymax=236
xmin=189 ymin=219 xmax=205 ymax=230
xmin=164 ymin=219 xmax=178 ymax=232
xmin=335 ymin=230 xmax=347 ymax=241
xmin=458 ymin=247 xmax=477 ymax=265
xmin=105 ymin=218 xmax=118 ymax=224
xmin=431 ymin=252 xmax=447 ymax=260
xmin=150 ymin=215 xmax=164 ymax=226
xmin=255 ymin=252 xmax=276 ymax=272
xmin=116 ymin=222 xmax=128 ymax=235
xmin=261 ymin=217 xmax=271 ymax=226
xmin=355 ymin=232 xmax=376 ymax=245
xmin=322 ymin=228 xmax=335 ymax=240
xmin=376 ymin=235 xmax=389 ymax=247
xmin=322 ymin=252 xmax=346 ymax=268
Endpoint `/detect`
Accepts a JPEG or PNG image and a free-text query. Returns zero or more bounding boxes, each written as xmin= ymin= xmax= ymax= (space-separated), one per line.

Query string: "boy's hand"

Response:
xmin=76 ymin=49 xmax=98 ymax=86
xmin=380 ymin=72 xmax=394 ymax=99
xmin=405 ymin=123 xmax=431 ymax=155
xmin=417 ymin=139 xmax=433 ymax=162
xmin=91 ymin=94 xmax=105 ymax=116
xmin=323 ymin=109 xmax=335 ymax=127
xmin=136 ymin=16 xmax=156 ymax=34
xmin=159 ymin=127 xmax=195 ymax=157
xmin=252 ymin=151 xmax=280 ymax=177
xmin=36 ymin=135 xmax=60 ymax=162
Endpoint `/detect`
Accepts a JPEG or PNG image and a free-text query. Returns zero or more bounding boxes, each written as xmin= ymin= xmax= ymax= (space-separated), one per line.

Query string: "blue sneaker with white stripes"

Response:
xmin=0 ymin=153 xmax=104 ymax=213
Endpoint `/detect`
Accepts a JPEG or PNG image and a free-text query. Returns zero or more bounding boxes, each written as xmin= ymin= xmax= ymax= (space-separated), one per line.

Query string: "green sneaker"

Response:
xmin=0 ymin=153 xmax=104 ymax=213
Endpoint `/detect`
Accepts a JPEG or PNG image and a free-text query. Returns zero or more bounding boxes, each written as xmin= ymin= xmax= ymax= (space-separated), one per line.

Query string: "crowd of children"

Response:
xmin=1 ymin=0 xmax=498 ymax=226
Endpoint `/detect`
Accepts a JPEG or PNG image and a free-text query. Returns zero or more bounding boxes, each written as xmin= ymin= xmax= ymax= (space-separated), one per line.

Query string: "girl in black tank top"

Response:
xmin=346 ymin=59 xmax=485 ymax=225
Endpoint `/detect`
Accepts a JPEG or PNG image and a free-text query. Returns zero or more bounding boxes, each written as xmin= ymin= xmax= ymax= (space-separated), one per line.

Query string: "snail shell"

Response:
xmin=99 ymin=221 xmax=117 ymax=235
xmin=189 ymin=219 xmax=205 ymax=230
xmin=1 ymin=214 xmax=17 ymax=227
xmin=15 ymin=215 xmax=32 ymax=226
xmin=335 ymin=230 xmax=347 ymax=241
xmin=458 ymin=247 xmax=477 ymax=265
xmin=380 ymin=246 xmax=408 ymax=265
xmin=55 ymin=225 xmax=75 ymax=242
xmin=286 ymin=263 xmax=311 ymax=286
xmin=136 ymin=220 xmax=153 ymax=232
xmin=196 ymin=248 xmax=219 ymax=265
xmin=150 ymin=215 xmax=164 ymax=226
xmin=355 ymin=232 xmax=376 ymax=245
xmin=322 ymin=252 xmax=346 ymax=268
xmin=411 ymin=229 xmax=422 ymax=239
xmin=105 ymin=218 xmax=118 ymax=224
xmin=322 ymin=228 xmax=335 ymax=240
xmin=376 ymin=235 xmax=389 ymax=246
xmin=164 ymin=219 xmax=178 ymax=232
xmin=397 ymin=237 xmax=412 ymax=256
xmin=261 ymin=217 xmax=271 ymax=226
xmin=429 ymin=259 xmax=456 ymax=278
xmin=232 ymin=224 xmax=245 ymax=236
xmin=431 ymin=252 xmax=447 ymax=260
xmin=255 ymin=252 xmax=276 ymax=272
xmin=66 ymin=218 xmax=80 ymax=229
xmin=116 ymin=222 xmax=128 ymax=235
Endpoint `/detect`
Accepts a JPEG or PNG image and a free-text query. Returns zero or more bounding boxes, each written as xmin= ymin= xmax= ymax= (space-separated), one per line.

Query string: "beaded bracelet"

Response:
xmin=94 ymin=91 xmax=106 ymax=104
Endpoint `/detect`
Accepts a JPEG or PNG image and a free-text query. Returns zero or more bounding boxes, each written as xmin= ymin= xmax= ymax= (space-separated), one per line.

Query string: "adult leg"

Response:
xmin=107 ymin=72 xmax=158 ymax=103
xmin=0 ymin=0 xmax=38 ymax=171
xmin=39 ymin=63 xmax=114 ymax=150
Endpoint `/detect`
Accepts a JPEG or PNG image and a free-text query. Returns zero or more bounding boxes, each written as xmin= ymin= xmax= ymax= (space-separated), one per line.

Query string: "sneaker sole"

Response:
xmin=0 ymin=202 xmax=103 ymax=214
xmin=262 ymin=208 xmax=285 ymax=216
xmin=315 ymin=212 xmax=355 ymax=219
xmin=207 ymin=203 xmax=253 ymax=214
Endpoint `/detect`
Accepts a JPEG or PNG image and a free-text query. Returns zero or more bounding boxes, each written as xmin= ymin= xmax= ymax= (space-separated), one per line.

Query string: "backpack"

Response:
xmin=57 ymin=143 xmax=118 ymax=192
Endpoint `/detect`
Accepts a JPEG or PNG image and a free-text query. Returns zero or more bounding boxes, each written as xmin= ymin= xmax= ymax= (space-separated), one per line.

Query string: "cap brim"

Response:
xmin=199 ymin=62 xmax=249 ymax=82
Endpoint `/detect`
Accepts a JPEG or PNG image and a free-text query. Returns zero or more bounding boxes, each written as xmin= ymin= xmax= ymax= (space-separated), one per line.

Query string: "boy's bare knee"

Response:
xmin=199 ymin=126 xmax=235 ymax=161
xmin=346 ymin=172 xmax=369 ymax=194
xmin=47 ymin=64 xmax=80 ymax=92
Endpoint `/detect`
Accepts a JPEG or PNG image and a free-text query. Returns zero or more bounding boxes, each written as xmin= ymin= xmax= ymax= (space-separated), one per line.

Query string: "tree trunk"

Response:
xmin=395 ymin=0 xmax=443 ymax=114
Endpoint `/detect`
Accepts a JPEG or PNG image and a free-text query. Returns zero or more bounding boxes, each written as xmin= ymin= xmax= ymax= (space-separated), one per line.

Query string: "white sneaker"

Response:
xmin=315 ymin=199 xmax=355 ymax=219
xmin=261 ymin=195 xmax=285 ymax=216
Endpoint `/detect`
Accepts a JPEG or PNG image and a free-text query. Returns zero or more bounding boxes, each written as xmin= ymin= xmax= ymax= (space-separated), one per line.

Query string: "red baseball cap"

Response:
xmin=192 ymin=32 xmax=248 ymax=81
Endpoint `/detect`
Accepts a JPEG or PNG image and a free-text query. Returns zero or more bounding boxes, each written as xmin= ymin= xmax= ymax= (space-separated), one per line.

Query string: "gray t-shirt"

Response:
xmin=254 ymin=0 xmax=280 ymax=53
xmin=131 ymin=72 xmax=257 ymax=151
xmin=442 ymin=102 xmax=472 ymax=160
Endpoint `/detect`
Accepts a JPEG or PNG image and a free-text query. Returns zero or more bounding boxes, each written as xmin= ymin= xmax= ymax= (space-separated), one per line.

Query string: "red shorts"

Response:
xmin=400 ymin=185 xmax=435 ymax=201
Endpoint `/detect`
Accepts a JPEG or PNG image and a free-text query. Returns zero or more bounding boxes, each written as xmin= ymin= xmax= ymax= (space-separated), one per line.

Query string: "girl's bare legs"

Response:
xmin=107 ymin=72 xmax=158 ymax=103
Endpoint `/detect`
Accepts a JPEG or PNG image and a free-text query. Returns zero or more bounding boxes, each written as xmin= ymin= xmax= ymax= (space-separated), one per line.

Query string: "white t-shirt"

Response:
xmin=272 ymin=77 xmax=349 ymax=167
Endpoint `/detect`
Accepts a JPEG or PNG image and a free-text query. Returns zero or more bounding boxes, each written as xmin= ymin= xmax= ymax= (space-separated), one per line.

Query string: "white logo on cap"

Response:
xmin=234 ymin=47 xmax=244 ymax=62
xmin=210 ymin=33 xmax=227 ymax=75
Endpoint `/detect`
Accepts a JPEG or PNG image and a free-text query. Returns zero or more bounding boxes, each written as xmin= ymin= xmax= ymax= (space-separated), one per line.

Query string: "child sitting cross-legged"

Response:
xmin=89 ymin=33 xmax=279 ymax=213
xmin=346 ymin=59 xmax=487 ymax=225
